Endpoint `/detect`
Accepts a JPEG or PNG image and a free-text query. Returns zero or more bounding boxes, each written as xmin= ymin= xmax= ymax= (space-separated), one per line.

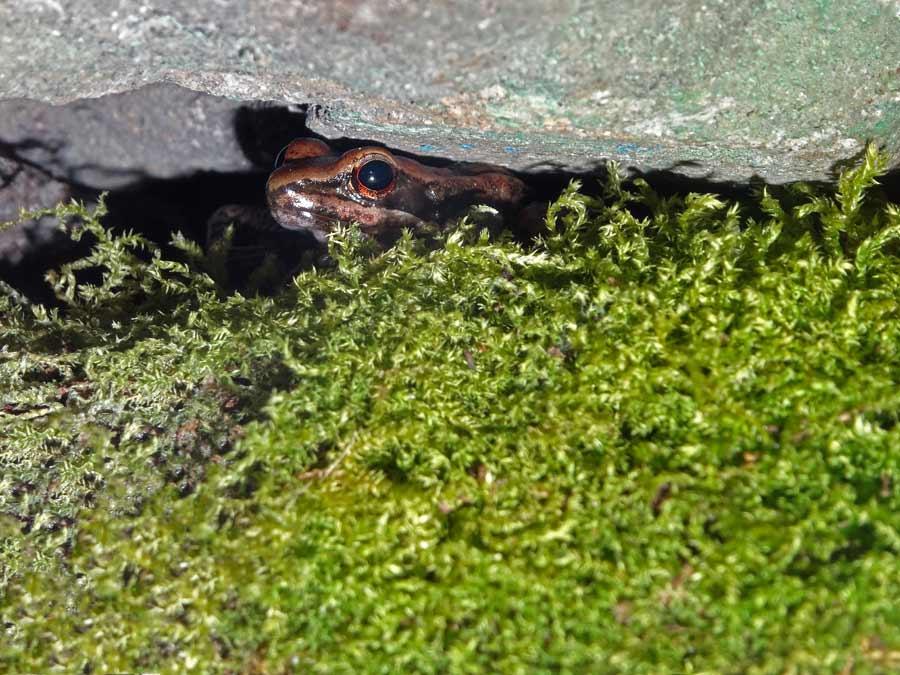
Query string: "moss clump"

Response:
xmin=2 ymin=146 xmax=900 ymax=674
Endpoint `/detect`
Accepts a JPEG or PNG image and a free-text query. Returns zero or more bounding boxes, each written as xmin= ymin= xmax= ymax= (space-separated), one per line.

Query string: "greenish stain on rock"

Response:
xmin=1 ymin=0 xmax=896 ymax=183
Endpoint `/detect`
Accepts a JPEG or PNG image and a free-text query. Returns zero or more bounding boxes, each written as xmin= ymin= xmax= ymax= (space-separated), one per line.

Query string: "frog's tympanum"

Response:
xmin=266 ymin=138 xmax=529 ymax=241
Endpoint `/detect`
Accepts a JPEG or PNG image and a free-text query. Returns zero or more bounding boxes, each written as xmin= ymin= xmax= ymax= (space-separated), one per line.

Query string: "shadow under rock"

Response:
xmin=4 ymin=100 xmax=898 ymax=305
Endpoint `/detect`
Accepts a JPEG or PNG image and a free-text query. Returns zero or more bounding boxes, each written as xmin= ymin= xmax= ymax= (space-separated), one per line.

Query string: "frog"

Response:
xmin=265 ymin=137 xmax=531 ymax=242
xmin=205 ymin=137 xmax=538 ymax=289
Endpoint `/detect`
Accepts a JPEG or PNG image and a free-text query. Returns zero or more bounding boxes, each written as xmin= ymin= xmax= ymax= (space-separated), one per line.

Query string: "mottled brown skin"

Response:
xmin=266 ymin=138 xmax=529 ymax=241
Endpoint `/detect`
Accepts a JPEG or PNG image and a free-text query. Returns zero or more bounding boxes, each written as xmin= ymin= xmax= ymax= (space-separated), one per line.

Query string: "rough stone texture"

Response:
xmin=0 ymin=157 xmax=71 ymax=264
xmin=0 ymin=0 xmax=898 ymax=183
xmin=0 ymin=85 xmax=261 ymax=189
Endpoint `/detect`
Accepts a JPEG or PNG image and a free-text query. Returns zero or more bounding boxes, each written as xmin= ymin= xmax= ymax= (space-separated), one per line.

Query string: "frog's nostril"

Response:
xmin=353 ymin=159 xmax=396 ymax=199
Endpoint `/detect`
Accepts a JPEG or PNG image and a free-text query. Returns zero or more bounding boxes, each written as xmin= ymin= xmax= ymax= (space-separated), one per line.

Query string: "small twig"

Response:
xmin=321 ymin=443 xmax=353 ymax=479
xmin=295 ymin=432 xmax=358 ymax=494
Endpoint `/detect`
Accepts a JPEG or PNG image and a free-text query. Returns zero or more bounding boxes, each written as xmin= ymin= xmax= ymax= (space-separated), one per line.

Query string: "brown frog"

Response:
xmin=266 ymin=138 xmax=531 ymax=242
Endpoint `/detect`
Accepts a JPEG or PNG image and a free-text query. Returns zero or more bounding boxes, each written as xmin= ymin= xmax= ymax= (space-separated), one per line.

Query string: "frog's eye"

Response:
xmin=353 ymin=158 xmax=397 ymax=199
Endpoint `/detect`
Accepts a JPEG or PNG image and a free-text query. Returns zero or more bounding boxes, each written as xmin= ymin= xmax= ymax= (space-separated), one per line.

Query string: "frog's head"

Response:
xmin=266 ymin=138 xmax=527 ymax=241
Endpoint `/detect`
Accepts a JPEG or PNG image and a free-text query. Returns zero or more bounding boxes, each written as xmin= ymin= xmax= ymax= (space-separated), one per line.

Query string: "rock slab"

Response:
xmin=0 ymin=0 xmax=898 ymax=183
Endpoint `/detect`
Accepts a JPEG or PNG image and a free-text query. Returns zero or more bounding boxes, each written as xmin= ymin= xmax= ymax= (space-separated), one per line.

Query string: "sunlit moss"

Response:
xmin=2 ymin=145 xmax=900 ymax=673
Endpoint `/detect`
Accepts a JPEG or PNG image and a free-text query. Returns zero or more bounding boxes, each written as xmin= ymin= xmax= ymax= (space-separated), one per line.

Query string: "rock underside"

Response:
xmin=0 ymin=0 xmax=898 ymax=259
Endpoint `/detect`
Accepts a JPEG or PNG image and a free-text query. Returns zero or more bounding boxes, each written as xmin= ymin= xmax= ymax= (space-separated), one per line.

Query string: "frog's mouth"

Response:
xmin=267 ymin=185 xmax=424 ymax=241
xmin=273 ymin=209 xmax=334 ymax=243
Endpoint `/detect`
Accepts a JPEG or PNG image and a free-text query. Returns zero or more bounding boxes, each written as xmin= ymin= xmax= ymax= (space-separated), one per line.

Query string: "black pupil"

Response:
xmin=357 ymin=160 xmax=394 ymax=192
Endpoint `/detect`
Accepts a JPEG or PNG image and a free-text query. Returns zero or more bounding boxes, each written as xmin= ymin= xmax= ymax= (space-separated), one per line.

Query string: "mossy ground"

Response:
xmin=2 ymin=147 xmax=900 ymax=674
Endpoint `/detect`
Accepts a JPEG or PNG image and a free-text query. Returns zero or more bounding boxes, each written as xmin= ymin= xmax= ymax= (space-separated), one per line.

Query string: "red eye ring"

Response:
xmin=352 ymin=157 xmax=397 ymax=200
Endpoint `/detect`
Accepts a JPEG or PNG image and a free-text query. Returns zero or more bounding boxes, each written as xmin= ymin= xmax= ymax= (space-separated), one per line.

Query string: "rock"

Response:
xmin=0 ymin=0 xmax=896 ymax=185
xmin=0 ymin=156 xmax=71 ymax=265
xmin=0 ymin=85 xmax=265 ymax=190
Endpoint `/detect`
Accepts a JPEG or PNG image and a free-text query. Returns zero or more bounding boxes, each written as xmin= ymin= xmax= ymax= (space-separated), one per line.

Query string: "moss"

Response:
xmin=2 ymin=145 xmax=900 ymax=673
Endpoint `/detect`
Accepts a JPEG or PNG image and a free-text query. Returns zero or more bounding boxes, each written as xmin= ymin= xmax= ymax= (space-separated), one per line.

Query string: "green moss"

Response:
xmin=2 ymin=145 xmax=900 ymax=673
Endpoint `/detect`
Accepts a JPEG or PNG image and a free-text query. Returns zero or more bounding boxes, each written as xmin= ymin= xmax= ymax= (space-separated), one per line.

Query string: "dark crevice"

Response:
xmin=1 ymin=102 xmax=898 ymax=304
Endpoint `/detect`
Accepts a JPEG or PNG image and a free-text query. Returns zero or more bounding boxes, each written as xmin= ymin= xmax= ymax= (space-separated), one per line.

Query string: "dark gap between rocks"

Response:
xmin=1 ymin=102 xmax=897 ymax=304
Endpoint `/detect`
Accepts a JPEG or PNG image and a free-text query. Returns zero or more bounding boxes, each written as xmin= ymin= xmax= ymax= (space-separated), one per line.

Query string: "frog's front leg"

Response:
xmin=204 ymin=203 xmax=323 ymax=291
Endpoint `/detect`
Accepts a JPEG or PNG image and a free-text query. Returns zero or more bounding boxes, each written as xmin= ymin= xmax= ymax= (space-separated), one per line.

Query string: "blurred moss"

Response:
xmin=2 ymin=145 xmax=900 ymax=674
